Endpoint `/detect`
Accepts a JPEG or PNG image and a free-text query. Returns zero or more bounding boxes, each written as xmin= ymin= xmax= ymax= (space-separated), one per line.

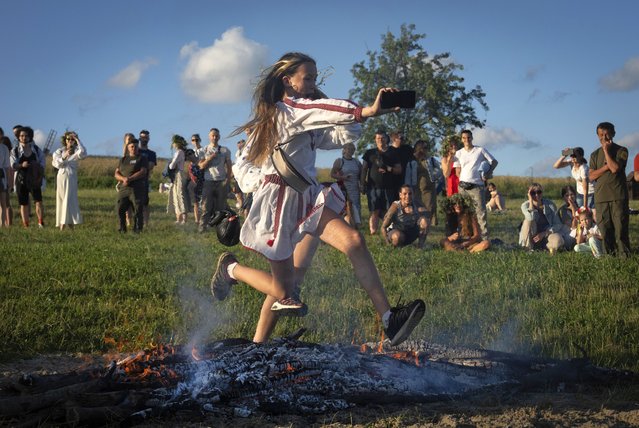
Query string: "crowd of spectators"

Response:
xmin=1 ymin=121 xmax=637 ymax=259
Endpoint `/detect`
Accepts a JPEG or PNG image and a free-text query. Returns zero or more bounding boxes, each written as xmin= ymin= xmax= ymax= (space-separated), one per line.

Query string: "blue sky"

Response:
xmin=2 ymin=0 xmax=639 ymax=177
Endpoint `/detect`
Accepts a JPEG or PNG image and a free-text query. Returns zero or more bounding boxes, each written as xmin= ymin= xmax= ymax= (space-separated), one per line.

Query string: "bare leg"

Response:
xmin=20 ymin=204 xmax=29 ymax=226
xmin=316 ymin=208 xmax=390 ymax=315
xmin=35 ymin=201 xmax=43 ymax=225
xmin=0 ymin=193 xmax=6 ymax=227
xmin=230 ymin=235 xmax=320 ymax=343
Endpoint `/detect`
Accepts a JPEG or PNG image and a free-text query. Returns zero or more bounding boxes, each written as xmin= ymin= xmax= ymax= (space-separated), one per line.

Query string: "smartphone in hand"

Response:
xmin=380 ymin=90 xmax=416 ymax=109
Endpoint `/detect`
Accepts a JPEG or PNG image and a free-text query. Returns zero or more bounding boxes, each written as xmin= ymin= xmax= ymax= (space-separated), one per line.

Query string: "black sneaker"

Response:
xmin=270 ymin=297 xmax=308 ymax=317
xmin=210 ymin=252 xmax=238 ymax=301
xmin=384 ymin=299 xmax=425 ymax=346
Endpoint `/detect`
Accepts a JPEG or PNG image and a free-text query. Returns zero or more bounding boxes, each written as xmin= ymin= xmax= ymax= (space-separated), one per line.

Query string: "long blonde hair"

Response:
xmin=233 ymin=52 xmax=326 ymax=166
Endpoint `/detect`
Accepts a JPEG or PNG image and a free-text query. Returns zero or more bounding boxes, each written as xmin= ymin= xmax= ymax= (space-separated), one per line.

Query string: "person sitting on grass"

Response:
xmin=381 ymin=185 xmax=429 ymax=248
xmin=440 ymin=193 xmax=490 ymax=253
xmin=485 ymin=182 xmax=506 ymax=212
xmin=571 ymin=208 xmax=603 ymax=258
xmin=518 ymin=183 xmax=565 ymax=254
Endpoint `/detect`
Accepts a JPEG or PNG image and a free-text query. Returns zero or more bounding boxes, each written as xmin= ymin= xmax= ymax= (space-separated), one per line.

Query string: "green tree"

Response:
xmin=350 ymin=24 xmax=489 ymax=153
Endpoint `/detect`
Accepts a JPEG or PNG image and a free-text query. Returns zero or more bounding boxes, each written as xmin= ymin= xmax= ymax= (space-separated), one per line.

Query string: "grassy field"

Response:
xmin=1 ymin=157 xmax=638 ymax=373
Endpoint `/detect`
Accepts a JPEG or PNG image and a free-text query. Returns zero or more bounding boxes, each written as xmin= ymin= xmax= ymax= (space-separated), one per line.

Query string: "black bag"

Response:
xmin=209 ymin=209 xmax=241 ymax=247
xmin=459 ymin=181 xmax=477 ymax=191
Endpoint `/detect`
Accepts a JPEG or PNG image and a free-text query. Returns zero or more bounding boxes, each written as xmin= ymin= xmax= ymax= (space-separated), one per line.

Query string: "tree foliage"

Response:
xmin=349 ymin=24 xmax=489 ymax=153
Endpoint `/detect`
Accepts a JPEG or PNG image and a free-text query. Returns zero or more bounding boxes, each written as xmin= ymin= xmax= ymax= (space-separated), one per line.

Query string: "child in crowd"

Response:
xmin=485 ymin=182 xmax=505 ymax=212
xmin=571 ymin=208 xmax=603 ymax=258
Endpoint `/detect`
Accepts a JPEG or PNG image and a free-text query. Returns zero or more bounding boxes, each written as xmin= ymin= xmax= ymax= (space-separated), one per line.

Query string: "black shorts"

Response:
xmin=16 ymin=183 xmax=42 ymax=205
xmin=389 ymin=225 xmax=419 ymax=246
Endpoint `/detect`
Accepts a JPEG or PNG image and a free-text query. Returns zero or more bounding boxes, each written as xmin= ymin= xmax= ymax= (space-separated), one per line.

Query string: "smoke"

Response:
xmin=177 ymin=282 xmax=232 ymax=350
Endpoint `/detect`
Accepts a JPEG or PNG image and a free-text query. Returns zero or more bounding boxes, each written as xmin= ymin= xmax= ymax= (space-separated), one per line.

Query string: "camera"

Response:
xmin=562 ymin=148 xmax=574 ymax=157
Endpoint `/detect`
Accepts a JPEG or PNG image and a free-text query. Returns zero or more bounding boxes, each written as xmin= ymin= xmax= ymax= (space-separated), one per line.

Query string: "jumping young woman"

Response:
xmin=210 ymin=52 xmax=425 ymax=345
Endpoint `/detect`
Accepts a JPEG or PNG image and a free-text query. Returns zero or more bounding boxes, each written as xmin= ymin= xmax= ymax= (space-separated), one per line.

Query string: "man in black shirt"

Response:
xmin=115 ymin=139 xmax=148 ymax=233
xmin=360 ymin=130 xmax=401 ymax=234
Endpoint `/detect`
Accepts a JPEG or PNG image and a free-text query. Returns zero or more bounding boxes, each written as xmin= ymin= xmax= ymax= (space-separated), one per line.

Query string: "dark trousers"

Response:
xmin=200 ymin=179 xmax=229 ymax=229
xmin=596 ymin=199 xmax=630 ymax=257
xmin=117 ymin=189 xmax=144 ymax=232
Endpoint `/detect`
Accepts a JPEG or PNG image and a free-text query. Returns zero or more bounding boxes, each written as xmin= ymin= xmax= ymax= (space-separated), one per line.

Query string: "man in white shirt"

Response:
xmin=198 ymin=128 xmax=233 ymax=233
xmin=455 ymin=130 xmax=498 ymax=240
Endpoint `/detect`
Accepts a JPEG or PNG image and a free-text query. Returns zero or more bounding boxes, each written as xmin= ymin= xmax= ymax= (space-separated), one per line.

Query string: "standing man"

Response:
xmin=115 ymin=138 xmax=148 ymax=233
xmin=405 ymin=140 xmax=441 ymax=226
xmin=455 ymin=129 xmax=498 ymax=241
xmin=589 ymin=122 xmax=630 ymax=257
xmin=361 ymin=129 xmax=401 ymax=235
xmin=198 ymin=128 xmax=233 ymax=233
xmin=389 ymin=131 xmax=413 ymax=193
xmin=137 ymin=130 xmax=156 ymax=227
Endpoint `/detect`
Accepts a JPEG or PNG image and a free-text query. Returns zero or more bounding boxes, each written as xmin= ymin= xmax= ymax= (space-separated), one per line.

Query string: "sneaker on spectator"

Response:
xmin=271 ymin=297 xmax=308 ymax=317
xmin=384 ymin=299 xmax=425 ymax=346
xmin=210 ymin=252 xmax=238 ymax=301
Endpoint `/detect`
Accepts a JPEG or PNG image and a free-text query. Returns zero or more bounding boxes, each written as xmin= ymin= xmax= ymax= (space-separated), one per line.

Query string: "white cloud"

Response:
xmin=618 ymin=131 xmax=639 ymax=151
xmin=599 ymin=56 xmax=639 ymax=92
xmin=530 ymin=156 xmax=563 ymax=178
xmin=107 ymin=58 xmax=158 ymax=88
xmin=179 ymin=26 xmax=268 ymax=103
xmin=473 ymin=127 xmax=541 ymax=150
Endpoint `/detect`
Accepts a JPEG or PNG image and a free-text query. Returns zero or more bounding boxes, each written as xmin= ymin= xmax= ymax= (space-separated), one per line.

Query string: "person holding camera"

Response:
xmin=553 ymin=146 xmax=594 ymax=215
xmin=518 ymin=183 xmax=566 ymax=254
xmin=52 ymin=131 xmax=87 ymax=230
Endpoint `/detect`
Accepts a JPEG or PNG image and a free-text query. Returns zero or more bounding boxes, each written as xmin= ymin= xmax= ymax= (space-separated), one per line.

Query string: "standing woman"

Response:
xmin=213 ymin=52 xmax=425 ymax=346
xmin=0 ymin=134 xmax=11 ymax=226
xmin=553 ymin=147 xmax=595 ymax=215
xmin=166 ymin=134 xmax=188 ymax=224
xmin=330 ymin=142 xmax=362 ymax=228
xmin=441 ymin=134 xmax=461 ymax=197
xmin=52 ymin=131 xmax=87 ymax=230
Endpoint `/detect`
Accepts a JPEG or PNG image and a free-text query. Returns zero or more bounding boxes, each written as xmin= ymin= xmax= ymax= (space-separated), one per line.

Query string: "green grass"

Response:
xmin=1 ymin=169 xmax=639 ymax=372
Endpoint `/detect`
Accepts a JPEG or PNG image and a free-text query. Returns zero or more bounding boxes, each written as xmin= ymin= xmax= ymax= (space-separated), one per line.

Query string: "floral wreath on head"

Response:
xmin=440 ymin=192 xmax=476 ymax=215
xmin=440 ymin=134 xmax=461 ymax=157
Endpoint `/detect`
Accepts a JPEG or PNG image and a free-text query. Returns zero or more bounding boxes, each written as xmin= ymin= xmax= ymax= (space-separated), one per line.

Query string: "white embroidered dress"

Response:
xmin=52 ymin=140 xmax=88 ymax=226
xmin=234 ymin=97 xmax=364 ymax=261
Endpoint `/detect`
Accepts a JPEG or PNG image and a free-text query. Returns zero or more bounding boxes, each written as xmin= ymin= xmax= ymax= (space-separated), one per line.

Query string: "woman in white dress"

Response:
xmin=210 ymin=52 xmax=425 ymax=346
xmin=52 ymin=131 xmax=87 ymax=230
xmin=166 ymin=135 xmax=188 ymax=224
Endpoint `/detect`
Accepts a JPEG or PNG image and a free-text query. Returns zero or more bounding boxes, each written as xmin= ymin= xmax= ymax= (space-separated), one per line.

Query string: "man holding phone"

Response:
xmin=455 ymin=129 xmax=498 ymax=241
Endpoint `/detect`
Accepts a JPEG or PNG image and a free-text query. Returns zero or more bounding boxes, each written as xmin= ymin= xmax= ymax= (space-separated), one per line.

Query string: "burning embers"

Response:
xmin=1 ymin=337 xmax=636 ymax=426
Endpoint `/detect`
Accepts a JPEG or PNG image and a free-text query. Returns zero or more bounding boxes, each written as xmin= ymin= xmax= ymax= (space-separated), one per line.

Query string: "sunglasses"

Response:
xmin=531 ymin=190 xmax=543 ymax=195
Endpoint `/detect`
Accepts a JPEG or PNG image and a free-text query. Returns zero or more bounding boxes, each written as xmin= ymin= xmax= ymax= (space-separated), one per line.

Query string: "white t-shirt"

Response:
xmin=454 ymin=146 xmax=496 ymax=185
xmin=571 ymin=164 xmax=595 ymax=196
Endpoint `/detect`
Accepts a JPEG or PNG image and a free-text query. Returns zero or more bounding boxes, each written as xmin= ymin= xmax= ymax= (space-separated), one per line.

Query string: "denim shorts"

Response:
xmin=576 ymin=193 xmax=595 ymax=210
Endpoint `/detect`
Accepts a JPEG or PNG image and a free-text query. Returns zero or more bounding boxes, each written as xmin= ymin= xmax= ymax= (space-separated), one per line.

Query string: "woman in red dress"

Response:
xmin=441 ymin=135 xmax=461 ymax=196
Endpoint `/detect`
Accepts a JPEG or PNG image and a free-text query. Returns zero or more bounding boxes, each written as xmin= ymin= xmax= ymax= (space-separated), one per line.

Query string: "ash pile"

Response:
xmin=1 ymin=333 xmax=636 ymax=426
